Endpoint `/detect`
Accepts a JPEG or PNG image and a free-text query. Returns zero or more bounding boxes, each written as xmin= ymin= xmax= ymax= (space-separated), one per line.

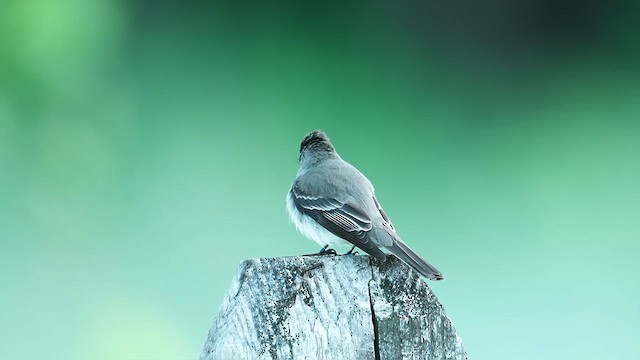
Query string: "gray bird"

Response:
xmin=286 ymin=130 xmax=444 ymax=280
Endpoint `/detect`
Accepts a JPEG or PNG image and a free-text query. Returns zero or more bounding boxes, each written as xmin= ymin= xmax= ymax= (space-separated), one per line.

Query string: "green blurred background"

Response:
xmin=1 ymin=0 xmax=639 ymax=359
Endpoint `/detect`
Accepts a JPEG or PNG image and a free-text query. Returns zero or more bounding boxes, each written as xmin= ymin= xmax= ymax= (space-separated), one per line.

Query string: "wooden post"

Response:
xmin=200 ymin=255 xmax=467 ymax=360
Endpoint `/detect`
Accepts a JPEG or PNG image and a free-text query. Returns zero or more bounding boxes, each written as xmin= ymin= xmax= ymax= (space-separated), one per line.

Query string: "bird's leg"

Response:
xmin=344 ymin=245 xmax=359 ymax=255
xmin=316 ymin=244 xmax=337 ymax=256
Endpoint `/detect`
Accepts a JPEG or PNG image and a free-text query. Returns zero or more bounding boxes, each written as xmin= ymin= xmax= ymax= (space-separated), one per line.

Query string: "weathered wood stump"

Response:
xmin=200 ymin=255 xmax=466 ymax=360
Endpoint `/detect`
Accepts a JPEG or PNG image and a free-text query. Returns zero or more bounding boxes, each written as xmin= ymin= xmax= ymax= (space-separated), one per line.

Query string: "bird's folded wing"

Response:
xmin=290 ymin=184 xmax=386 ymax=260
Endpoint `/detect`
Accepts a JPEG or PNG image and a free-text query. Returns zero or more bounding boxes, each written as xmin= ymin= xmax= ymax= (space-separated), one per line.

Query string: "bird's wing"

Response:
xmin=373 ymin=196 xmax=395 ymax=232
xmin=290 ymin=182 xmax=386 ymax=260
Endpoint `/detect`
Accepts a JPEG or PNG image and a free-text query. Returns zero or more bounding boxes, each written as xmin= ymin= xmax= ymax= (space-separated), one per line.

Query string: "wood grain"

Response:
xmin=200 ymin=255 xmax=466 ymax=360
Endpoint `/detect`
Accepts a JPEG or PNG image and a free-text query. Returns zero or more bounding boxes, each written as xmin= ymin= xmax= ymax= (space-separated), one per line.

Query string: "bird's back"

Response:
xmin=296 ymin=157 xmax=375 ymax=207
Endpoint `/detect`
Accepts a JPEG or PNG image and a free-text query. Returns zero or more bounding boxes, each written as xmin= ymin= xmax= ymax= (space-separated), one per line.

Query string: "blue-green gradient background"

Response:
xmin=2 ymin=1 xmax=639 ymax=359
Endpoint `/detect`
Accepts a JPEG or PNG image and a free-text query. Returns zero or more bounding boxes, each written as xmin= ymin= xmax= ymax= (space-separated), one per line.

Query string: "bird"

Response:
xmin=286 ymin=130 xmax=444 ymax=280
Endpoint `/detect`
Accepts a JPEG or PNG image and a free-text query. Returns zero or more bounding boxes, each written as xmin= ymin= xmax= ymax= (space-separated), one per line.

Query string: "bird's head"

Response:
xmin=299 ymin=130 xmax=336 ymax=163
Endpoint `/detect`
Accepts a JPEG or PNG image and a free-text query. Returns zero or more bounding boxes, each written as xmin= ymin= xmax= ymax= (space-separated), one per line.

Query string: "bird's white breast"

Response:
xmin=286 ymin=191 xmax=351 ymax=248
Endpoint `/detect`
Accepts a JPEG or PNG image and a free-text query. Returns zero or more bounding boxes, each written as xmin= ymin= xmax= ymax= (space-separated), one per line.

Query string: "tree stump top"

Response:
xmin=200 ymin=255 xmax=466 ymax=360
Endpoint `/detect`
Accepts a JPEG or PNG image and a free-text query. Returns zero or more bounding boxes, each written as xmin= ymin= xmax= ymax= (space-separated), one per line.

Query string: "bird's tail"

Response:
xmin=385 ymin=231 xmax=444 ymax=281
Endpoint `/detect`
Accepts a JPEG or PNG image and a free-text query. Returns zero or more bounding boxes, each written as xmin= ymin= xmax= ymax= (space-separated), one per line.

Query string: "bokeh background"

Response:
xmin=2 ymin=0 xmax=639 ymax=359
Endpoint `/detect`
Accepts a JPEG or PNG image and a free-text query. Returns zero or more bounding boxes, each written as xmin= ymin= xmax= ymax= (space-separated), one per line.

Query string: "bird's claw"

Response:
xmin=317 ymin=245 xmax=337 ymax=256
xmin=303 ymin=245 xmax=337 ymax=256
xmin=344 ymin=245 xmax=359 ymax=255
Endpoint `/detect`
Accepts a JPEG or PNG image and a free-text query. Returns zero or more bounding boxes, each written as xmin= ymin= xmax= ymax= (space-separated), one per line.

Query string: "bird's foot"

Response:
xmin=344 ymin=245 xmax=359 ymax=255
xmin=303 ymin=244 xmax=337 ymax=256
xmin=317 ymin=244 xmax=337 ymax=256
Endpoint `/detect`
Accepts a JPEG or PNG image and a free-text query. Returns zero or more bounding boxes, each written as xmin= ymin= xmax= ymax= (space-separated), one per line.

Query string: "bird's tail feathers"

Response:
xmin=385 ymin=232 xmax=444 ymax=281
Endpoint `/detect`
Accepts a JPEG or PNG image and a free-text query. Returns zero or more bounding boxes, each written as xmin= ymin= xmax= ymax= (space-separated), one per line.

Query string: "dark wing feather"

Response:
xmin=290 ymin=184 xmax=386 ymax=260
